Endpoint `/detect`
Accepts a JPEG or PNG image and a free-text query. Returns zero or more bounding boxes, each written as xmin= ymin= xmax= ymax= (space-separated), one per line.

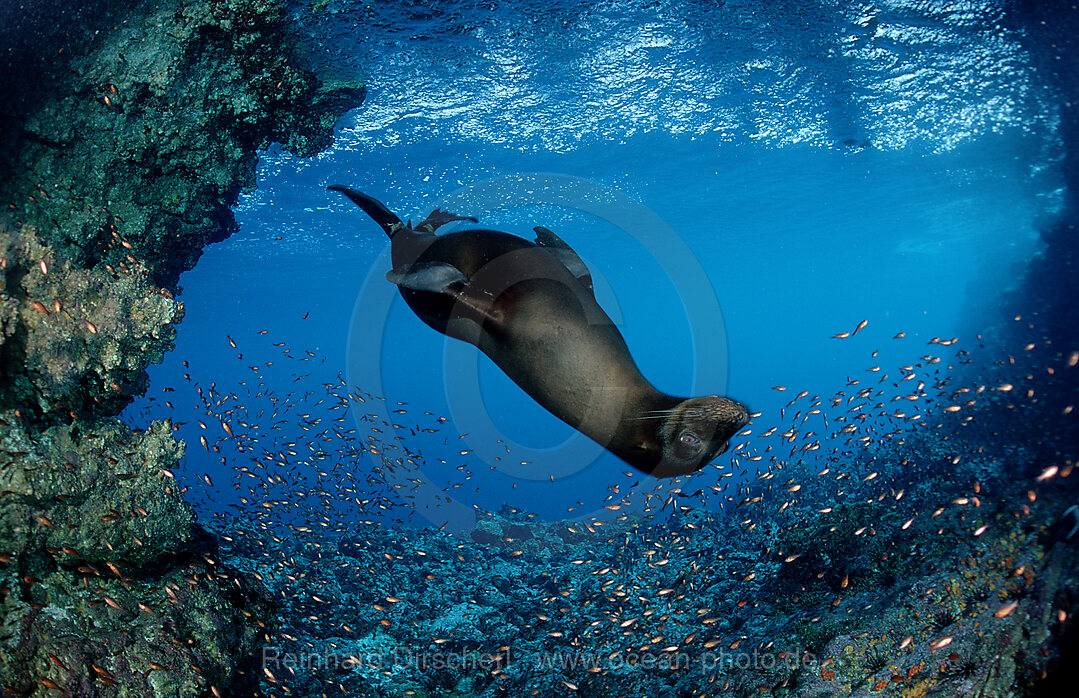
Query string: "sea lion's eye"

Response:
xmin=679 ymin=431 xmax=701 ymax=447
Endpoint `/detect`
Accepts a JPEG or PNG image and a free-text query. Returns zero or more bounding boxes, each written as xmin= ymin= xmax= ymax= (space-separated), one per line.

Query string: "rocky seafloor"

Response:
xmin=194 ymin=329 xmax=1079 ymax=698
xmin=1 ymin=0 xmax=1078 ymax=697
xmin=216 ymin=492 xmax=1079 ymax=698
xmin=0 ymin=0 xmax=363 ymax=695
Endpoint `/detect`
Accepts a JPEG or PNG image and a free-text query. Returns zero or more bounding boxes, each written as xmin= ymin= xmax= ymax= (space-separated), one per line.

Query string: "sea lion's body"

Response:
xmin=331 ymin=186 xmax=748 ymax=477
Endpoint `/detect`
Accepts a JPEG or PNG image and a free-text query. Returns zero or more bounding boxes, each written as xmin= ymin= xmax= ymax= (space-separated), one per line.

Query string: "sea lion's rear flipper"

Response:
xmin=533 ymin=226 xmax=594 ymax=294
xmin=328 ymin=185 xmax=409 ymax=238
xmin=386 ymin=262 xmax=503 ymax=326
xmin=414 ymin=209 xmax=479 ymax=234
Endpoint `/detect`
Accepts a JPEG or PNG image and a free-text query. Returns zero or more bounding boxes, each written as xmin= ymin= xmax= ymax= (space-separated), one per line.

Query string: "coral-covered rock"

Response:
xmin=0 ymin=415 xmax=190 ymax=566
xmin=1 ymin=225 xmax=182 ymax=418
xmin=0 ymin=533 xmax=273 ymax=698
xmin=0 ymin=0 xmax=364 ymax=694
xmin=1 ymin=0 xmax=364 ymax=289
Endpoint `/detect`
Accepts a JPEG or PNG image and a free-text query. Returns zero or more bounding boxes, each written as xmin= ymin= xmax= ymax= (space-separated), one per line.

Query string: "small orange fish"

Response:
xmin=90 ymin=663 xmax=115 ymax=680
xmin=1036 ymin=466 xmax=1059 ymax=482
xmin=46 ymin=653 xmax=69 ymax=671
xmin=929 ymin=636 xmax=953 ymax=650
xmin=994 ymin=601 xmax=1018 ymax=618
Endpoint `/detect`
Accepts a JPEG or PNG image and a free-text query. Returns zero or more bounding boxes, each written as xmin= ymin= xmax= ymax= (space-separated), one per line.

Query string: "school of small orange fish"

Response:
xmin=124 ymin=314 xmax=1078 ymax=697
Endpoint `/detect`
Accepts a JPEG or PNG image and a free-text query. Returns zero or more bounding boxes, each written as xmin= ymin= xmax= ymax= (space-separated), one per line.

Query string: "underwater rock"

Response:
xmin=469 ymin=519 xmax=504 ymax=546
xmin=0 ymin=0 xmax=365 ymax=694
xmin=0 ymin=225 xmax=182 ymax=418
xmin=0 ymin=416 xmax=190 ymax=566
xmin=211 ymin=472 xmax=1079 ymax=698
xmin=0 ymin=526 xmax=274 ymax=698
xmin=0 ymin=412 xmax=278 ymax=694
xmin=0 ymin=0 xmax=365 ymax=289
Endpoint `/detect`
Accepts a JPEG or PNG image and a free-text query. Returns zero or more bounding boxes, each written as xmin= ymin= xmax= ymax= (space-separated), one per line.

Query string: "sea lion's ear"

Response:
xmin=534 ymin=226 xmax=594 ymax=295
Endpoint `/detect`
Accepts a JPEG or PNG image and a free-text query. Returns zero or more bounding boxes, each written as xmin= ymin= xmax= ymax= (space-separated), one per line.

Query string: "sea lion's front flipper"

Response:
xmin=386 ymin=262 xmax=468 ymax=293
xmin=414 ymin=209 xmax=479 ymax=234
xmin=533 ymin=226 xmax=594 ymax=294
xmin=386 ymin=263 xmax=503 ymax=326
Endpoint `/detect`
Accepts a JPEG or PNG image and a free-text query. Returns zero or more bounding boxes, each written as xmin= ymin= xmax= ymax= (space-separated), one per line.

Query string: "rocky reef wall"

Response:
xmin=999 ymin=0 xmax=1079 ymax=449
xmin=999 ymin=2 xmax=1079 ymax=690
xmin=0 ymin=0 xmax=364 ymax=694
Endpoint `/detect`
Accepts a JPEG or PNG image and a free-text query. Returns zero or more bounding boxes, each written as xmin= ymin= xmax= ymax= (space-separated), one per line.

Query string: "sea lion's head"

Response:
xmin=651 ymin=395 xmax=749 ymax=477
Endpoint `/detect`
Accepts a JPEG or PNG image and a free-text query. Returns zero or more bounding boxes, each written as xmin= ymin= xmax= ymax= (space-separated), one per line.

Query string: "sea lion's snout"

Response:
xmin=652 ymin=395 xmax=750 ymax=477
xmin=718 ymin=397 xmax=751 ymax=431
xmin=704 ymin=397 xmax=750 ymax=456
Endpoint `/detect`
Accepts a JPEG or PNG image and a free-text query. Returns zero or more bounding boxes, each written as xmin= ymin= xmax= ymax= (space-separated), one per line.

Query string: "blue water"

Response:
xmin=130 ymin=0 xmax=1063 ymax=531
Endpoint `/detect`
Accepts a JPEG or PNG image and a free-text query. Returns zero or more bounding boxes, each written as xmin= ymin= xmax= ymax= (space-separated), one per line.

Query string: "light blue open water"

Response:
xmin=134 ymin=0 xmax=1064 ymax=526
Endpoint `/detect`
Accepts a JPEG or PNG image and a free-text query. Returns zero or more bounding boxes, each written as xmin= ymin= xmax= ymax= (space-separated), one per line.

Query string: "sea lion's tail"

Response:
xmin=328 ymin=185 xmax=405 ymax=238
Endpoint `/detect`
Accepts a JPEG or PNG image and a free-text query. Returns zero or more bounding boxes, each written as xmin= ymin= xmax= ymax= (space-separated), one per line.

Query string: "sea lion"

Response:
xmin=330 ymin=185 xmax=749 ymax=477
